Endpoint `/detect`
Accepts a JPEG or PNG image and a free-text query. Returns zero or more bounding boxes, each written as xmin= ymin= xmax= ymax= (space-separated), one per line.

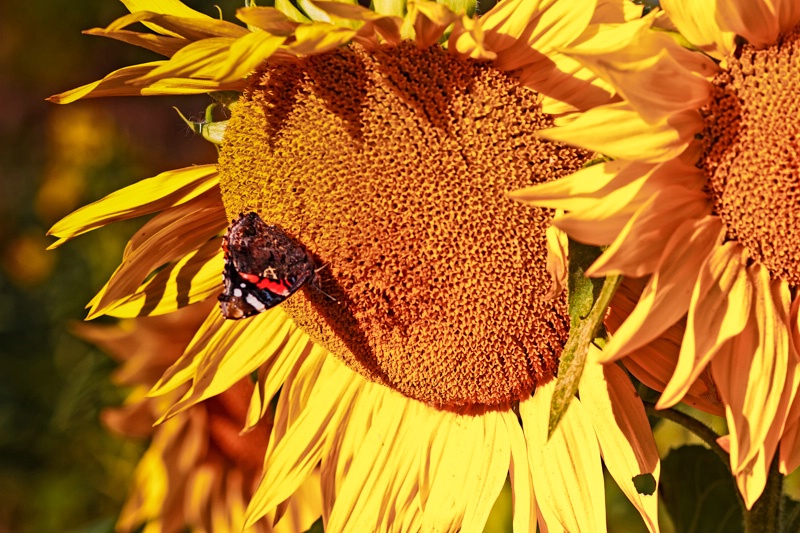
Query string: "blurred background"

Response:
xmin=0 ymin=1 xmax=230 ymax=531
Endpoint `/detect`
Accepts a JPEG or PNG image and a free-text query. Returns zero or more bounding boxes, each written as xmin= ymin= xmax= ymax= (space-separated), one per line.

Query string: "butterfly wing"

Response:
xmin=218 ymin=212 xmax=316 ymax=320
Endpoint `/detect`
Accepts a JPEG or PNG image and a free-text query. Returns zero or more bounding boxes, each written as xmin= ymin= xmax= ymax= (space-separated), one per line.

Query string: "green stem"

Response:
xmin=643 ymin=402 xmax=729 ymax=467
xmin=744 ymin=452 xmax=784 ymax=533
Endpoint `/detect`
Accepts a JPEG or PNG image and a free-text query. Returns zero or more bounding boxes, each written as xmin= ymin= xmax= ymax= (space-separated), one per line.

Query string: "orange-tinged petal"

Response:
xmin=586 ymin=185 xmax=711 ymax=277
xmin=104 ymin=239 xmax=223 ymax=318
xmin=82 ymin=27 xmax=187 ymax=57
xmin=544 ymin=223 xmax=568 ymax=299
xmin=47 ymin=165 xmax=219 ymax=247
xmin=521 ymin=382 xmax=606 ymax=532
xmin=711 ymin=265 xmax=794 ymax=500
xmin=715 ymin=0 xmax=783 ymax=49
xmin=779 ymin=396 xmax=800 ymax=474
xmin=313 ymin=1 xmax=403 ymax=45
xmin=657 ymin=242 xmax=751 ymax=409
xmin=86 ymin=189 xmax=226 ymax=319
xmin=236 ymin=6 xmax=302 ymax=36
xmin=659 ymin=0 xmax=736 ymax=58
xmin=539 ymin=102 xmax=704 ymax=163
xmin=609 ymin=277 xmax=725 ymax=416
xmin=47 ymin=62 xmax=164 ymax=104
xmin=408 ymin=0 xmax=458 ymax=48
xmin=579 ymin=347 xmax=660 ymax=533
xmin=600 ymin=215 xmax=725 ymax=362
xmin=565 ymin=26 xmax=716 ymax=124
xmin=247 ymin=354 xmax=359 ymax=529
xmin=162 ymin=309 xmax=307 ymax=421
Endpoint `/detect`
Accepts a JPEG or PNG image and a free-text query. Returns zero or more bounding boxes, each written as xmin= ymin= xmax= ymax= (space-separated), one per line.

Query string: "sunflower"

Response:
xmin=50 ymin=0 xmax=662 ymax=530
xmin=510 ymin=0 xmax=800 ymax=508
xmin=74 ymin=300 xmax=322 ymax=533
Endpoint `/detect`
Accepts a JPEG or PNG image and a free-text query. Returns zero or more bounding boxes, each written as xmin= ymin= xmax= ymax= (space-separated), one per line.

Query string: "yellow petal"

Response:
xmin=503 ymin=410 xmax=536 ymax=533
xmin=521 ymin=381 xmax=606 ymax=532
xmin=579 ymin=347 xmax=661 ymax=533
xmin=518 ymin=52 xmax=615 ymax=114
xmin=212 ymin=31 xmax=286 ymax=82
xmin=711 ymin=266 xmax=796 ymax=500
xmin=243 ymin=328 xmax=314 ymax=431
xmin=482 ymin=0 xmax=595 ymax=70
xmin=82 ymin=27 xmax=187 ymax=57
xmin=422 ymin=411 xmax=510 ymax=532
xmin=287 ymin=23 xmax=357 ymax=55
xmin=245 ymin=355 xmax=363 ymax=528
xmin=539 ymin=102 xmax=704 ymax=163
xmin=104 ymin=239 xmax=223 ymax=318
xmin=600 ymin=215 xmax=724 ymax=362
xmin=448 ymin=15 xmax=497 ymax=60
xmin=162 ymin=308 xmax=305 ymax=421
xmin=659 ymin=0 xmax=736 ymax=58
xmin=141 ymin=76 xmax=245 ymax=95
xmin=47 ymin=62 xmax=164 ymax=104
xmin=86 ymin=189 xmax=226 ymax=319
xmin=107 ymin=10 xmax=248 ymax=40
xmin=149 ymin=308 xmax=223 ymax=396
xmin=47 ymin=165 xmax=219 ymax=247
xmin=585 ymin=184 xmax=711 ymax=277
xmin=122 ymin=0 xmax=213 ymax=20
xmin=657 ymin=242 xmax=751 ymax=409
xmin=510 ymin=160 xmax=654 ymax=214
xmin=135 ymin=37 xmax=236 ymax=83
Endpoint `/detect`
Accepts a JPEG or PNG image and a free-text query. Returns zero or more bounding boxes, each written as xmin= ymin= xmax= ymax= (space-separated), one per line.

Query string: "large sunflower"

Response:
xmin=511 ymin=0 xmax=800 ymax=507
xmin=50 ymin=0 xmax=661 ymax=530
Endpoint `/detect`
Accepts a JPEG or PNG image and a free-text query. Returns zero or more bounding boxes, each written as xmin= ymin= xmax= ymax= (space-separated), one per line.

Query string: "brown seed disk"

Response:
xmin=702 ymin=26 xmax=800 ymax=286
xmin=218 ymin=42 xmax=589 ymax=410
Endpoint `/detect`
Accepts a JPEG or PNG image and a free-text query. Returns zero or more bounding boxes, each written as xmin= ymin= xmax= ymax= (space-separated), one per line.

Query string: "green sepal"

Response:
xmin=547 ymin=239 xmax=620 ymax=439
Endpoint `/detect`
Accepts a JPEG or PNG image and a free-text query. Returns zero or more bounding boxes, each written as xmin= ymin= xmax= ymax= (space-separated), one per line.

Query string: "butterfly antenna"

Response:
xmin=312 ymin=264 xmax=338 ymax=302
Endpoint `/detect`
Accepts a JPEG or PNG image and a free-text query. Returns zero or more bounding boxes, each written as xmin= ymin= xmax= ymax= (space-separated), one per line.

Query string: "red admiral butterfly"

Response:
xmin=219 ymin=212 xmax=318 ymax=320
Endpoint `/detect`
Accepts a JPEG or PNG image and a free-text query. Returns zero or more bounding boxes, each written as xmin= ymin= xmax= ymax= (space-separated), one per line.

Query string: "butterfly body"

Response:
xmin=219 ymin=212 xmax=316 ymax=320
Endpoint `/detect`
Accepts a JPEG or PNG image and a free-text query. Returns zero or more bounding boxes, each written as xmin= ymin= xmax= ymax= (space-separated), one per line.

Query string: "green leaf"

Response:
xmin=661 ymin=445 xmax=743 ymax=533
xmin=633 ymin=473 xmax=657 ymax=496
xmin=547 ymin=240 xmax=620 ymax=439
xmin=303 ymin=517 xmax=324 ymax=533
xmin=783 ymin=497 xmax=800 ymax=532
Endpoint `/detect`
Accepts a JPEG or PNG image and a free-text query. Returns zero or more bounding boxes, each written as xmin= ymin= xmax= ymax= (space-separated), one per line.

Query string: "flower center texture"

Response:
xmin=218 ymin=42 xmax=589 ymax=410
xmin=702 ymin=26 xmax=800 ymax=285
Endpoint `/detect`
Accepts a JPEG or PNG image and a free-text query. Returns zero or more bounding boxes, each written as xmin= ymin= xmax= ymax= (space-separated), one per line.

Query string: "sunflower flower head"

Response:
xmin=219 ymin=37 xmax=593 ymax=410
xmin=701 ymin=25 xmax=800 ymax=285
xmin=49 ymin=1 xmax=664 ymax=531
xmin=510 ymin=0 xmax=800 ymax=508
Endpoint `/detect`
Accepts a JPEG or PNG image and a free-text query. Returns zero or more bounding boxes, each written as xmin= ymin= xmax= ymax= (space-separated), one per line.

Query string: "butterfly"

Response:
xmin=218 ymin=212 xmax=318 ymax=320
